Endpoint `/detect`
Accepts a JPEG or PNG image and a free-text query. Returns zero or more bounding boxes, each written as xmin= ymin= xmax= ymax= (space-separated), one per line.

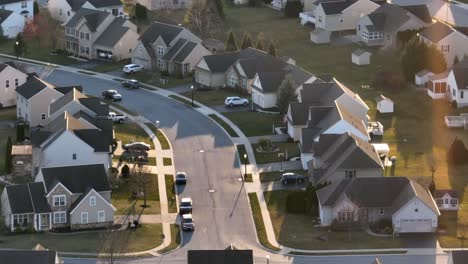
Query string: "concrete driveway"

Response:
xmin=399 ymin=233 xmax=438 ymax=248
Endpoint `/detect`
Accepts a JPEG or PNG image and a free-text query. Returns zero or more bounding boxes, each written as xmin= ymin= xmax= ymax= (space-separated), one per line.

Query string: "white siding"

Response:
xmin=0 ymin=12 xmax=25 ymax=38
xmin=47 ymin=0 xmax=73 ymax=23
xmin=2 ymin=0 xmax=34 ymax=20
xmin=323 ymin=120 xmax=369 ymax=141
xmin=393 ymin=197 xmax=438 ymax=233
xmin=0 ymin=65 xmax=28 ymax=107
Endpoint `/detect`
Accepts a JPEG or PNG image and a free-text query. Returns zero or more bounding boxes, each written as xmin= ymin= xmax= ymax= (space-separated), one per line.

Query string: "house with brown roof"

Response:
xmin=317 ymin=176 xmax=440 ymax=233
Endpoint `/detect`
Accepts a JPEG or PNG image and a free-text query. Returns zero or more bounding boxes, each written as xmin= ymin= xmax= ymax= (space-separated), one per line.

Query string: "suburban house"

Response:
xmin=434 ymin=190 xmax=459 ymax=211
xmin=316 ymin=177 xmax=440 ymax=233
xmin=356 ymin=3 xmax=431 ymax=48
xmin=48 ymin=0 xmax=125 ymax=23
xmin=131 ymin=21 xmax=209 ymax=76
xmin=418 ymin=21 xmax=468 ymax=66
xmin=31 ymin=111 xmax=113 ymax=176
xmin=0 ymin=9 xmax=25 ymax=38
xmin=0 ymin=0 xmax=34 ymax=20
xmin=302 ymin=132 xmax=383 ymax=183
xmin=15 ymin=76 xmax=78 ymax=127
xmin=446 ymin=58 xmax=468 ymax=108
xmin=64 ymin=8 xmax=139 ymax=60
xmin=0 ymin=62 xmax=28 ymax=108
xmin=136 ymin=0 xmax=190 ymax=10
xmin=307 ymin=0 xmax=381 ymax=44
xmin=0 ymin=248 xmax=63 ymax=264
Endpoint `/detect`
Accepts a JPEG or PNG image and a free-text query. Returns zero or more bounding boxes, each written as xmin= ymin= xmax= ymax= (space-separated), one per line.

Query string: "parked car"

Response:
xmin=123 ymin=64 xmax=143 ymax=74
xmin=123 ymin=142 xmax=151 ymax=151
xmin=175 ymin=172 xmax=187 ymax=185
xmin=102 ymin=90 xmax=122 ymax=102
xmin=224 ymin=96 xmax=249 ymax=107
xmin=109 ymin=112 xmax=126 ymax=123
xmin=179 ymin=197 xmax=193 ymax=214
xmin=281 ymin=172 xmax=306 ymax=185
xmin=122 ymin=79 xmax=140 ymax=89
xmin=181 ymin=214 xmax=195 ymax=231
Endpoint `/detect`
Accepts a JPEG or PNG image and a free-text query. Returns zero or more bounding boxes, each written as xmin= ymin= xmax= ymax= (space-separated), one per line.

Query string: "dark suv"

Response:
xmin=281 ymin=173 xmax=306 ymax=185
xmin=122 ymin=79 xmax=140 ymax=89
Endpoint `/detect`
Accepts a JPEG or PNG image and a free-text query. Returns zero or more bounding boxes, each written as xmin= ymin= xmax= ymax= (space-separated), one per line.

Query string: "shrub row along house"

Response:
xmin=1 ymin=72 xmax=116 ymax=232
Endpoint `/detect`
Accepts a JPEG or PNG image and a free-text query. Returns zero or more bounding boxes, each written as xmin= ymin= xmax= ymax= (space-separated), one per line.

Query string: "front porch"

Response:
xmin=10 ymin=213 xmax=51 ymax=232
xmin=167 ymin=61 xmax=191 ymax=77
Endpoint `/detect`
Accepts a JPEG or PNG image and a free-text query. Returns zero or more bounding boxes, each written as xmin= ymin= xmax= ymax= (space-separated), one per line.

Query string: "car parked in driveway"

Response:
xmin=123 ymin=64 xmax=143 ymax=74
xmin=224 ymin=96 xmax=248 ymax=107
xmin=175 ymin=172 xmax=187 ymax=185
xmin=179 ymin=197 xmax=193 ymax=214
xmin=102 ymin=89 xmax=122 ymax=101
xmin=281 ymin=172 xmax=306 ymax=185
xmin=122 ymin=79 xmax=140 ymax=89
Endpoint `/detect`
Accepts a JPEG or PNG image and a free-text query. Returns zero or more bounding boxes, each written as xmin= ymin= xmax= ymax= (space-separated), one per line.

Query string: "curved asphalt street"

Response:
xmin=41 ymin=68 xmax=447 ymax=264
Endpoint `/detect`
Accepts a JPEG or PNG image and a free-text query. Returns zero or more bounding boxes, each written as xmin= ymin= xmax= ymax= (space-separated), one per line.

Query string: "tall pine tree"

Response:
xmin=240 ymin=33 xmax=253 ymax=50
xmin=276 ymin=75 xmax=296 ymax=114
xmin=255 ymin=32 xmax=265 ymax=51
xmin=268 ymin=41 xmax=277 ymax=57
xmin=5 ymin=136 xmax=12 ymax=174
xmin=225 ymin=31 xmax=238 ymax=52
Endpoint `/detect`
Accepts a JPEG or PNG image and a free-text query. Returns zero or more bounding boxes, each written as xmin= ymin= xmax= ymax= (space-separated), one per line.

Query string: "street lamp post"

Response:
xmin=155 ymin=120 xmax=160 ymax=129
xmin=191 ymin=85 xmax=194 ymax=107
xmin=278 ymin=152 xmax=284 ymax=172
xmin=266 ymin=255 xmax=270 ymax=264
xmin=243 ymin=153 xmax=247 ymax=182
xmin=15 ymin=41 xmax=19 ymax=61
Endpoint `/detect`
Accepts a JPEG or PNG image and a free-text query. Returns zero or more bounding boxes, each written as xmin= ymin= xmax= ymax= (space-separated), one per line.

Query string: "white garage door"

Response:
xmin=132 ymin=57 xmax=151 ymax=70
xmin=399 ymin=219 xmax=432 ymax=233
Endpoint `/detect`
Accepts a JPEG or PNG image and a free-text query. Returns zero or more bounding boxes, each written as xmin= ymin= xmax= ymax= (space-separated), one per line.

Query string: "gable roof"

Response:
xmin=140 ymin=21 xmax=185 ymax=46
xmin=0 ymin=250 xmax=57 ymax=264
xmin=401 ymin=4 xmax=432 ymax=23
xmin=452 ymin=58 xmax=468 ymax=90
xmin=65 ymin=8 xmax=110 ymax=32
xmin=366 ymin=3 xmax=423 ymax=33
xmin=49 ymin=88 xmax=88 ymax=115
xmin=87 ymin=0 xmax=122 ymax=8
xmin=352 ymin=48 xmax=371 ymax=56
xmin=319 ymin=0 xmax=358 ymax=15
xmin=15 ymin=76 xmax=56 ymax=100
xmin=162 ymin=38 xmax=199 ymax=63
xmin=41 ymin=164 xmax=110 ymax=194
xmin=188 ymin=250 xmax=254 ymax=264
xmin=375 ymin=95 xmax=392 ymax=103
xmin=419 ymin=21 xmax=454 ymax=43
xmin=200 ymin=48 xmax=268 ymax=73
xmin=69 ymin=188 xmax=116 ymax=214
xmin=5 ymin=182 xmax=51 ymax=214
xmin=94 ymin=17 xmax=132 ymax=48
xmin=54 ymin=85 xmax=83 ymax=95
xmin=434 ymin=189 xmax=459 ymax=199
xmin=66 ymin=0 xmax=87 ymax=11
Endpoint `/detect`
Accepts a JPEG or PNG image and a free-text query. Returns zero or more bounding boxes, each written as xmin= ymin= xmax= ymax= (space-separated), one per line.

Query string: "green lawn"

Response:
xmin=114 ymin=122 xmax=153 ymax=147
xmin=145 ymin=123 xmax=171 ymax=149
xmin=260 ymin=170 xmax=307 ymax=182
xmin=130 ymin=71 xmax=192 ymax=89
xmin=0 ymin=40 xmax=76 ymax=66
xmin=248 ymin=192 xmax=280 ymax=251
xmin=158 ymin=224 xmax=181 ymax=253
xmin=252 ymin=142 xmax=300 ymax=164
xmin=89 ymin=60 xmax=130 ymax=73
xmin=223 ymin=111 xmax=283 ymax=137
xmin=264 ymin=190 xmax=403 ymax=249
xmin=208 ymin=114 xmax=238 ymax=137
xmin=236 ymin=144 xmax=249 ymax=164
xmin=112 ymin=173 xmax=160 ymax=215
xmin=0 ymin=108 xmax=16 ymax=121
xmin=165 ymin=174 xmax=178 ymax=213
xmin=180 ymin=89 xmax=242 ymax=106
xmin=0 ymin=224 xmax=163 ymax=253
xmin=163 ymin=158 xmax=172 ymax=166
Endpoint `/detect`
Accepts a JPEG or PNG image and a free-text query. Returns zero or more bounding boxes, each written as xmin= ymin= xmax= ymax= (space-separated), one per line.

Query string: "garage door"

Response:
xmin=399 ymin=219 xmax=432 ymax=233
xmin=132 ymin=57 xmax=151 ymax=70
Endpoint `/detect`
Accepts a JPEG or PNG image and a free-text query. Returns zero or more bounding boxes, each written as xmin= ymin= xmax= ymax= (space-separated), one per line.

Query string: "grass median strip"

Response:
xmin=145 ymin=123 xmax=171 ymax=150
xmin=165 ymin=174 xmax=178 ymax=213
xmin=163 ymin=157 xmax=172 ymax=166
xmin=208 ymin=114 xmax=238 ymax=137
xmin=110 ymin=103 xmax=139 ymax=117
xmin=77 ymin=70 xmax=97 ymax=75
xmin=158 ymin=224 xmax=182 ymax=254
xmin=236 ymin=144 xmax=249 ymax=164
xmin=168 ymin=95 xmax=200 ymax=108
xmin=248 ymin=192 xmax=280 ymax=251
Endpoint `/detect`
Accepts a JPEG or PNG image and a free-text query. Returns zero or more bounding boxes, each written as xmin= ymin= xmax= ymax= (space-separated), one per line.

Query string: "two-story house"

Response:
xmin=419 ymin=21 xmax=468 ymax=66
xmin=0 ymin=9 xmax=26 ymax=38
xmin=65 ymin=8 xmax=138 ymax=61
xmin=15 ymin=75 xmax=78 ymax=127
xmin=136 ymin=0 xmax=190 ymax=10
xmin=31 ymin=111 xmax=113 ymax=177
xmin=48 ymin=0 xmax=125 ymax=23
xmin=446 ymin=58 xmax=468 ymax=108
xmin=357 ymin=4 xmax=431 ymax=48
xmin=0 ymin=0 xmax=34 ymax=20
xmin=317 ymin=177 xmax=440 ymax=233
xmin=131 ymin=21 xmax=210 ymax=76
xmin=0 ymin=62 xmax=28 ymax=108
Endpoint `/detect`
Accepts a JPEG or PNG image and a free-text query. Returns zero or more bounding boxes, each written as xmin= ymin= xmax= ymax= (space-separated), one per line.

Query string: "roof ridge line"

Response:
xmin=26 ymin=183 xmax=37 ymax=213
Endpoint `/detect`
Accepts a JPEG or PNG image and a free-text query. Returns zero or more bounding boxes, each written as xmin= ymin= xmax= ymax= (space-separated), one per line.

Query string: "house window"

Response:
xmin=81 ymin=212 xmax=88 ymax=224
xmin=338 ymin=211 xmax=353 ymax=222
xmin=129 ymin=48 xmax=132 ymax=53
xmin=436 ymin=199 xmax=443 ymax=205
xmin=358 ymin=24 xmax=360 ymax=31
xmin=90 ymin=196 xmax=96 ymax=206
xmin=345 ymin=170 xmax=356 ymax=179
xmin=228 ymin=76 xmax=237 ymax=87
xmin=15 ymin=78 xmax=18 ymax=87
xmin=41 ymin=113 xmax=46 ymax=120
xmin=67 ymin=11 xmax=70 ymax=16
xmin=53 ymin=212 xmax=66 ymax=224
xmin=72 ymin=153 xmax=77 ymax=160
xmin=379 ymin=208 xmax=384 ymax=215
xmin=318 ymin=15 xmax=322 ymax=23
xmin=112 ymin=8 xmax=118 ymax=16
xmin=441 ymin=45 xmax=450 ymax=53
xmin=340 ymin=17 xmax=343 ymax=23
xmin=453 ymin=89 xmax=456 ymax=96
xmin=451 ymin=199 xmax=458 ymax=206
xmin=157 ymin=46 xmax=165 ymax=55
xmin=445 ymin=199 xmax=449 ymax=204
xmin=53 ymin=195 xmax=66 ymax=206
xmin=13 ymin=214 xmax=28 ymax=226
xmin=21 ymin=1 xmax=27 ymax=8
xmin=85 ymin=33 xmax=89 ymax=40
xmin=183 ymin=63 xmax=189 ymax=73
xmin=6 ymin=80 xmax=9 ymax=88
xmin=461 ymin=91 xmax=464 ymax=99
xmin=98 ymin=211 xmax=105 ymax=222
xmin=174 ymin=0 xmax=179 ymax=4
xmin=60 ymin=9 xmax=62 ymax=15
xmin=157 ymin=59 xmax=164 ymax=68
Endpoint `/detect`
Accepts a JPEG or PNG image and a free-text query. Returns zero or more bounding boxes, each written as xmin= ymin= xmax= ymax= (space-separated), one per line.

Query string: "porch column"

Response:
xmin=10 ymin=214 xmax=14 ymax=232
xmin=38 ymin=214 xmax=42 ymax=231
xmin=49 ymin=213 xmax=52 ymax=229
xmin=33 ymin=214 xmax=37 ymax=231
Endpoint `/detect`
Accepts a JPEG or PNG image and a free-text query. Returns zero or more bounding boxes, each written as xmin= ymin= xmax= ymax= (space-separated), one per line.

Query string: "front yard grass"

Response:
xmin=208 ymin=114 xmax=238 ymax=137
xmin=163 ymin=157 xmax=172 ymax=166
xmin=112 ymin=173 xmax=160 ymax=215
xmin=165 ymin=174 xmax=178 ymax=214
xmin=0 ymin=224 xmax=163 ymax=253
xmin=130 ymin=71 xmax=192 ymax=89
xmin=0 ymin=107 xmax=16 ymax=121
xmin=264 ymin=190 xmax=403 ymax=249
xmin=223 ymin=111 xmax=284 ymax=137
xmin=252 ymin=142 xmax=300 ymax=164
xmin=180 ymin=88 xmax=242 ymax=106
xmin=114 ymin=122 xmax=153 ymax=148
xmin=260 ymin=170 xmax=307 ymax=182
xmin=89 ymin=60 xmax=129 ymax=73
xmin=157 ymin=224 xmax=181 ymax=253
xmin=248 ymin=192 xmax=280 ymax=251
xmin=145 ymin=123 xmax=171 ymax=149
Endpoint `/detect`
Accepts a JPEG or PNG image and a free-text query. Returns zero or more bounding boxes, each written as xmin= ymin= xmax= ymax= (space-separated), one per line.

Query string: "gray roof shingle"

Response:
xmin=401 ymin=4 xmax=432 ymax=23
xmin=5 ymin=182 xmax=51 ymax=214
xmin=94 ymin=17 xmax=131 ymax=48
xmin=0 ymin=250 xmax=57 ymax=264
xmin=65 ymin=8 xmax=110 ymax=32
xmin=87 ymin=0 xmax=122 ymax=8
xmin=320 ymin=0 xmax=358 ymax=15
xmin=15 ymin=76 xmax=56 ymax=100
xmin=452 ymin=58 xmax=468 ymax=90
xmin=140 ymin=21 xmax=184 ymax=46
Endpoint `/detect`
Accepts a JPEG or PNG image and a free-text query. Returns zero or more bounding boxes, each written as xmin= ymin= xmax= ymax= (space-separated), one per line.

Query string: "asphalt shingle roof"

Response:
xmin=173 ymin=41 xmax=198 ymax=63
xmin=452 ymin=58 xmax=468 ymax=90
xmin=65 ymin=8 xmax=110 ymax=32
xmin=434 ymin=189 xmax=459 ymax=199
xmin=0 ymin=9 xmax=13 ymax=24
xmin=419 ymin=21 xmax=454 ymax=43
xmin=320 ymin=0 xmax=358 ymax=15
xmin=66 ymin=0 xmax=87 ymax=11
xmin=0 ymin=250 xmax=57 ymax=264
xmin=87 ymin=0 xmax=122 ymax=8
xmin=140 ymin=21 xmax=184 ymax=46
xmin=94 ymin=17 xmax=130 ymax=47
xmin=42 ymin=164 xmax=110 ymax=194
xmin=15 ymin=76 xmax=55 ymax=100
xmin=5 ymin=182 xmax=51 ymax=214
xmin=401 ymin=4 xmax=432 ymax=23
xmin=201 ymin=48 xmax=268 ymax=73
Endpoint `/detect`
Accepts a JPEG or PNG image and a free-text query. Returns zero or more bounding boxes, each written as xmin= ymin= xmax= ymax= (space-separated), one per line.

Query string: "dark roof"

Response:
xmin=434 ymin=189 xmax=459 ymax=199
xmin=162 ymin=38 xmax=199 ymax=63
xmin=42 ymin=164 xmax=110 ymax=194
xmin=237 ymin=56 xmax=287 ymax=79
xmin=452 ymin=58 xmax=468 ymax=90
xmin=87 ymin=0 xmax=122 ymax=8
xmin=317 ymin=74 xmax=334 ymax=83
xmin=0 ymin=0 xmax=25 ymax=4
xmin=66 ymin=0 xmax=87 ymax=11
xmin=79 ymin=98 xmax=109 ymax=116
xmin=200 ymin=48 xmax=268 ymax=73
xmin=451 ymin=251 xmax=468 ymax=264
xmin=54 ymin=85 xmax=83 ymax=95
xmin=94 ymin=17 xmax=131 ymax=47
xmin=140 ymin=21 xmax=184 ymax=46
xmin=0 ymin=9 xmax=13 ymax=24
xmin=65 ymin=8 xmax=110 ymax=32
xmin=419 ymin=21 xmax=454 ymax=43
xmin=5 ymin=182 xmax=51 ymax=214
xmin=15 ymin=76 xmax=55 ymax=100
xmin=49 ymin=88 xmax=88 ymax=114
xmin=288 ymin=102 xmax=311 ymax=126
xmin=162 ymin=38 xmax=188 ymax=61
xmin=255 ymin=71 xmax=286 ymax=93
xmin=0 ymin=250 xmax=57 ymax=264
xmin=188 ymin=250 xmax=253 ymax=264
xmin=74 ymin=128 xmax=113 ymax=152
xmin=401 ymin=5 xmax=432 ymax=23
xmin=320 ymin=0 xmax=358 ymax=15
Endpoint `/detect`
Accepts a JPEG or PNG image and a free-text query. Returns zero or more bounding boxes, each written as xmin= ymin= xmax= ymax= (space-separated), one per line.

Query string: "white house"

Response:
xmin=0 ymin=0 xmax=34 ymax=20
xmin=414 ymin=69 xmax=433 ymax=86
xmin=317 ymin=177 xmax=440 ymax=233
xmin=0 ymin=62 xmax=27 ymax=108
xmin=0 ymin=9 xmax=25 ymax=38
xmin=48 ymin=0 xmax=125 ymax=23
xmin=351 ymin=49 xmax=371 ymax=65
xmin=434 ymin=190 xmax=459 ymax=211
xmin=375 ymin=95 xmax=393 ymax=113
xmin=446 ymin=58 xmax=468 ymax=108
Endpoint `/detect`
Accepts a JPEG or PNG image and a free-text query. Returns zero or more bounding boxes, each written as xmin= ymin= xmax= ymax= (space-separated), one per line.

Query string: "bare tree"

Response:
xmin=100 ymin=229 xmax=129 ymax=264
xmin=130 ymin=164 xmax=152 ymax=208
xmin=184 ymin=0 xmax=223 ymax=37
